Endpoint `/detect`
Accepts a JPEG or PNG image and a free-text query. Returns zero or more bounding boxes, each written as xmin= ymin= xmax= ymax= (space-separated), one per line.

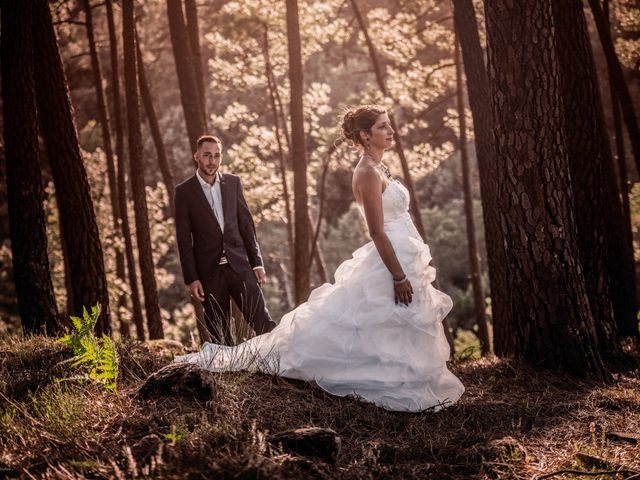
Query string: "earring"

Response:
xmin=365 ymin=137 xmax=370 ymax=150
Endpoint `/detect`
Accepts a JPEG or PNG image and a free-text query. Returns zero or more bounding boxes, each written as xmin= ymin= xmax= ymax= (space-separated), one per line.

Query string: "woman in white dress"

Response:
xmin=175 ymin=105 xmax=465 ymax=412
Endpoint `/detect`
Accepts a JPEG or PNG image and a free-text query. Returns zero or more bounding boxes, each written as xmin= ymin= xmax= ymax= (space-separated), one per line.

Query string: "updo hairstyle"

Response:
xmin=340 ymin=105 xmax=387 ymax=148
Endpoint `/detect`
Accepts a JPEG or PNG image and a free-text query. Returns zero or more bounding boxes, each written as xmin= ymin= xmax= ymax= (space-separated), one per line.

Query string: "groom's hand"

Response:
xmin=254 ymin=267 xmax=267 ymax=287
xmin=188 ymin=280 xmax=205 ymax=301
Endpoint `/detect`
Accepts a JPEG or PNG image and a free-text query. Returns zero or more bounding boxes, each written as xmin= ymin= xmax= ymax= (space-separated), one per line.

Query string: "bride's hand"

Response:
xmin=394 ymin=278 xmax=413 ymax=305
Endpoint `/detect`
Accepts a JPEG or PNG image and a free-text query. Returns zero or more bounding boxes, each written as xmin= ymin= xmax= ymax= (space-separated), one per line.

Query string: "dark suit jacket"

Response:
xmin=174 ymin=173 xmax=263 ymax=285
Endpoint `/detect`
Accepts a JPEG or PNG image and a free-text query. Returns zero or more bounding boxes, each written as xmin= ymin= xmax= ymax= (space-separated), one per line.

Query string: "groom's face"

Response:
xmin=195 ymin=141 xmax=222 ymax=177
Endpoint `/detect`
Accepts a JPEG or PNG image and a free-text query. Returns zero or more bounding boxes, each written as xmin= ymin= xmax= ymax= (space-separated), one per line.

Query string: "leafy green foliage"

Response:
xmin=58 ymin=305 xmax=119 ymax=390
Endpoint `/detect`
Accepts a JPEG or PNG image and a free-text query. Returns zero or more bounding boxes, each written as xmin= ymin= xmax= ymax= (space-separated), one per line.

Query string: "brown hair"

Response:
xmin=196 ymin=135 xmax=222 ymax=150
xmin=340 ymin=105 xmax=387 ymax=148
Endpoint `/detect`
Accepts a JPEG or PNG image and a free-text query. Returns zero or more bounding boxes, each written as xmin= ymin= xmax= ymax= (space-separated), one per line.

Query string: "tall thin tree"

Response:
xmin=286 ymin=0 xmax=311 ymax=304
xmin=451 ymin=0 xmax=508 ymax=354
xmin=33 ymin=0 xmax=111 ymax=334
xmin=588 ymin=0 xmax=640 ymax=175
xmin=184 ymin=0 xmax=208 ymax=129
xmin=551 ymin=0 xmax=633 ymax=344
xmin=454 ymin=35 xmax=490 ymax=356
xmin=82 ymin=0 xmax=127 ymax=332
xmin=485 ymin=0 xmax=607 ymax=378
xmin=123 ymin=0 xmax=164 ymax=339
xmin=1 ymin=0 xmax=60 ymax=335
xmin=135 ymin=31 xmax=175 ymax=210
xmin=166 ymin=0 xmax=206 ymax=151
xmin=106 ymin=0 xmax=144 ymax=339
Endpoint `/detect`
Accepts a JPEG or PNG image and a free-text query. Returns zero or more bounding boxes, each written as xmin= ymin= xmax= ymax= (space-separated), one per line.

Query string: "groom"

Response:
xmin=174 ymin=135 xmax=276 ymax=344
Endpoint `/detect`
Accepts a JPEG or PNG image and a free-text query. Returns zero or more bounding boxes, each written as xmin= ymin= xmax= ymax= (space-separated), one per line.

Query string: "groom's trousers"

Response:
xmin=201 ymin=264 xmax=276 ymax=345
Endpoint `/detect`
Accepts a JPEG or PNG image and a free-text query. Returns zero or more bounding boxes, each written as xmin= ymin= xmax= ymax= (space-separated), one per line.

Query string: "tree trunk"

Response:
xmin=135 ymin=31 xmax=175 ymax=211
xmin=33 ymin=0 xmax=111 ymax=335
xmin=166 ymin=0 xmax=206 ymax=151
xmin=551 ymin=0 xmax=633 ymax=345
xmin=484 ymin=0 xmax=607 ymax=379
xmin=123 ymin=0 xmax=164 ymax=339
xmin=106 ymin=0 xmax=141 ymax=339
xmin=454 ymin=36 xmax=490 ymax=356
xmin=184 ymin=0 xmax=208 ymax=129
xmin=308 ymin=212 xmax=328 ymax=284
xmin=1 ymin=0 xmax=60 ymax=335
xmin=82 ymin=0 xmax=127 ymax=332
xmin=286 ymin=0 xmax=311 ymax=304
xmin=452 ymin=0 xmax=507 ymax=355
xmin=348 ymin=0 xmax=427 ymax=242
xmin=588 ymin=0 xmax=640 ymax=175
xmin=263 ymin=24 xmax=295 ymax=278
xmin=603 ymin=0 xmax=638 ymax=339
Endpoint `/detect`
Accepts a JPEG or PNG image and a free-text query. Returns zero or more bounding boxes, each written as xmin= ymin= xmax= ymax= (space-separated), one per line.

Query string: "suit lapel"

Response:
xmin=219 ymin=173 xmax=230 ymax=230
xmin=190 ymin=174 xmax=222 ymax=233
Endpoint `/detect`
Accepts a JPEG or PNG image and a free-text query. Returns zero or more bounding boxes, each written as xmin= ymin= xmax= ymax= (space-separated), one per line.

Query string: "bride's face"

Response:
xmin=367 ymin=113 xmax=394 ymax=150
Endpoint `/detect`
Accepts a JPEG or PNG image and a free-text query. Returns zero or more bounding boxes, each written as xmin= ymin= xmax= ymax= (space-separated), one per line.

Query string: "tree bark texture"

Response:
xmin=552 ymin=0 xmax=634 ymax=344
xmin=588 ymin=0 xmax=640 ymax=176
xmin=454 ymin=35 xmax=490 ymax=356
xmin=166 ymin=0 xmax=206 ymax=151
xmin=1 ymin=0 xmax=61 ymax=335
xmin=135 ymin=31 xmax=175 ymax=211
xmin=484 ymin=0 xmax=607 ymax=378
xmin=123 ymin=0 xmax=164 ymax=339
xmin=106 ymin=0 xmax=144 ymax=339
xmin=452 ymin=0 xmax=508 ymax=355
xmin=82 ymin=0 xmax=128 ymax=331
xmin=286 ymin=0 xmax=311 ymax=304
xmin=33 ymin=0 xmax=111 ymax=334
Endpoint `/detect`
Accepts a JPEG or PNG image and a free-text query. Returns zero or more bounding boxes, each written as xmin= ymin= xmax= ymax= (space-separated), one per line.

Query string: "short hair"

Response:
xmin=197 ymin=135 xmax=222 ymax=150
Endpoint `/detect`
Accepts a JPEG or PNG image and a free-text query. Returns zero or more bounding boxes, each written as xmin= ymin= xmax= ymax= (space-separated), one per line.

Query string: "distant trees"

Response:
xmin=286 ymin=0 xmax=311 ymax=304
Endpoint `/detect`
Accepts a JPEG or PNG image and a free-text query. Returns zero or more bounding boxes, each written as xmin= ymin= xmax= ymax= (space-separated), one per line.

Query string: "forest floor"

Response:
xmin=0 ymin=335 xmax=639 ymax=479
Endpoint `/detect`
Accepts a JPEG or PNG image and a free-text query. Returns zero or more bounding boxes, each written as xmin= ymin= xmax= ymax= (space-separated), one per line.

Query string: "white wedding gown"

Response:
xmin=175 ymin=179 xmax=465 ymax=412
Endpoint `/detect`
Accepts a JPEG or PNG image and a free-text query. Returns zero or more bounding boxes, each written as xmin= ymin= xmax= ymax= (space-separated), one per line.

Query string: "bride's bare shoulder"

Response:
xmin=352 ymin=162 xmax=383 ymax=201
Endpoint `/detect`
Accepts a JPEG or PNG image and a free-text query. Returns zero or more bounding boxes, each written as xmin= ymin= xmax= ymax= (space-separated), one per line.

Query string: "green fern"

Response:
xmin=58 ymin=304 xmax=119 ymax=390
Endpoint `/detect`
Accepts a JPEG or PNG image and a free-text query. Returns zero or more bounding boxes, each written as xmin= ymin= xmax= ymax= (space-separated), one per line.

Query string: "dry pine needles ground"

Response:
xmin=0 ymin=335 xmax=638 ymax=479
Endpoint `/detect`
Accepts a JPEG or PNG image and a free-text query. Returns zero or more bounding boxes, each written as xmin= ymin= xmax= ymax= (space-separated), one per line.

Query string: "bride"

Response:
xmin=175 ymin=105 xmax=465 ymax=412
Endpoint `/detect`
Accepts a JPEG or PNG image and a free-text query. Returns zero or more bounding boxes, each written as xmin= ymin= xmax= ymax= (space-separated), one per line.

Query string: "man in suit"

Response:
xmin=174 ymin=135 xmax=276 ymax=344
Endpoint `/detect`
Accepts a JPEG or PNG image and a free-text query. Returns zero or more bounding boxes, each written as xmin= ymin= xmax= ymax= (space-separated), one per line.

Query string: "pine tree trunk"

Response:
xmin=551 ymin=0 xmax=633 ymax=345
xmin=184 ymin=0 xmax=208 ymax=129
xmin=82 ymin=0 xmax=127 ymax=332
xmin=106 ymin=0 xmax=141 ymax=339
xmin=135 ymin=31 xmax=175 ymax=211
xmin=166 ymin=0 xmax=205 ymax=151
xmin=348 ymin=0 xmax=427 ymax=242
xmin=452 ymin=0 xmax=508 ymax=355
xmin=33 ymin=0 xmax=111 ymax=335
xmin=286 ymin=0 xmax=311 ymax=304
xmin=123 ymin=0 xmax=164 ymax=339
xmin=588 ymin=0 xmax=640 ymax=175
xmin=1 ymin=0 xmax=60 ymax=335
xmin=484 ymin=0 xmax=607 ymax=379
xmin=454 ymin=36 xmax=490 ymax=356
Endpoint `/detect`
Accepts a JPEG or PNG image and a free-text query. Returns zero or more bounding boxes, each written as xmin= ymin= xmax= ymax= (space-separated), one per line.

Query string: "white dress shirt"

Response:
xmin=196 ymin=169 xmax=224 ymax=233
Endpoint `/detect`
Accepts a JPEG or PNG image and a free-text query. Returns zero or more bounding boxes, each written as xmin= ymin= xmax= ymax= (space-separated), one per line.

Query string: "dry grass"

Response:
xmin=0 ymin=335 xmax=639 ymax=479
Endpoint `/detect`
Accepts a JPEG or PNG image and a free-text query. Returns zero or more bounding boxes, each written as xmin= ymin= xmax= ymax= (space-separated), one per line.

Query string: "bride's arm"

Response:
xmin=357 ymin=168 xmax=413 ymax=305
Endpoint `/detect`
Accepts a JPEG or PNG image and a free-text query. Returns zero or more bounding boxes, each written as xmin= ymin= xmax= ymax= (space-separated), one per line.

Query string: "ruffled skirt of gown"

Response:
xmin=175 ymin=211 xmax=465 ymax=412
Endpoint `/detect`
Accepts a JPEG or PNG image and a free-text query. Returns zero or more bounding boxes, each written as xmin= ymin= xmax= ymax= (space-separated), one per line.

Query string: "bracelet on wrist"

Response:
xmin=393 ymin=274 xmax=407 ymax=284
